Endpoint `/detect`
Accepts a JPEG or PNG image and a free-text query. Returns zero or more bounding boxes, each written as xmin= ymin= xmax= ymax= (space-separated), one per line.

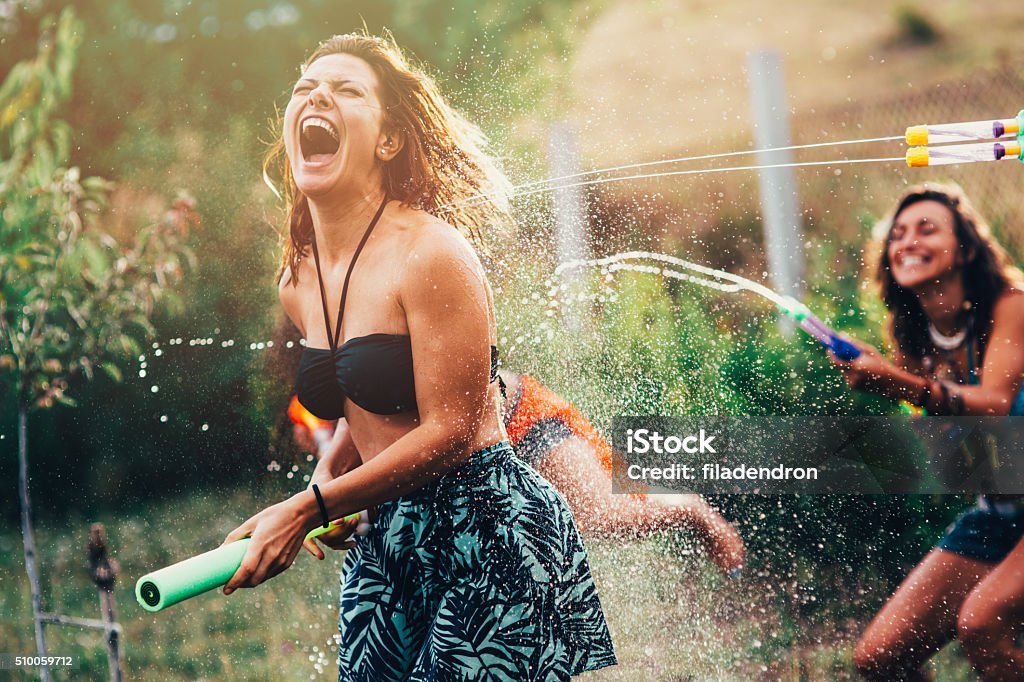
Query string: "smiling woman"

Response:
xmin=828 ymin=183 xmax=1024 ymax=679
xmin=223 ymin=32 xmax=616 ymax=681
xmin=832 ymin=184 xmax=1024 ymax=417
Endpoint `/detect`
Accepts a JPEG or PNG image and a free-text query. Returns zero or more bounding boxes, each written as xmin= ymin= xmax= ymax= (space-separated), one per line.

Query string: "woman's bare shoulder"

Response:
xmin=995 ymin=286 xmax=1024 ymax=303
xmin=992 ymin=288 xmax=1024 ymax=319
xmin=398 ymin=209 xmax=482 ymax=273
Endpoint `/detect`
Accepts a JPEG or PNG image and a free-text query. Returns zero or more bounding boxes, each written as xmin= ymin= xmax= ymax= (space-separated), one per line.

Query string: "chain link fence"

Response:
xmin=594 ymin=58 xmax=1024 ymax=282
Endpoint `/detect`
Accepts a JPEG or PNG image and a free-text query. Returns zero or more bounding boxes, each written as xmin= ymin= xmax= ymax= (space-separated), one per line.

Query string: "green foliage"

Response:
xmin=0 ymin=8 xmax=195 ymax=411
xmin=893 ymin=5 xmax=941 ymax=46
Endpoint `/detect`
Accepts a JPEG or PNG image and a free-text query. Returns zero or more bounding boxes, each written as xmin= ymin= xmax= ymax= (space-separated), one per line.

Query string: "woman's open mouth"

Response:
xmin=300 ymin=117 xmax=340 ymax=164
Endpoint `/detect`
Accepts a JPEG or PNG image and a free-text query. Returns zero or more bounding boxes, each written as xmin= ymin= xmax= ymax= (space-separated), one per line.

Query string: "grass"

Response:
xmin=1 ymin=487 xmax=981 ymax=681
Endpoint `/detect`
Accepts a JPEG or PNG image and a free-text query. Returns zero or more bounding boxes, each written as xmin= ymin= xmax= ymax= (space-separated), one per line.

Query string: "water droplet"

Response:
xmin=155 ymin=349 xmax=163 ymax=357
xmin=139 ymin=370 xmax=147 ymax=378
xmin=151 ymin=385 xmax=159 ymax=393
xmin=201 ymin=423 xmax=209 ymax=432
xmin=160 ymin=415 xmax=168 ymax=423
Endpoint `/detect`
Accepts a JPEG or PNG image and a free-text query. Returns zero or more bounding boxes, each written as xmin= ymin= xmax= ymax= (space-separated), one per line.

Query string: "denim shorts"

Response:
xmin=937 ymin=497 xmax=1024 ymax=563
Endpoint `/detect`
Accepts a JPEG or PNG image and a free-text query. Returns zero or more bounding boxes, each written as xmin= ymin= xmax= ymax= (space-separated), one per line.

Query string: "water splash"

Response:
xmin=556 ymin=250 xmax=788 ymax=306
xmin=507 ymin=135 xmax=903 ymax=194
xmin=453 ymin=133 xmax=905 ymax=208
xmin=490 ymin=156 xmax=904 ymax=205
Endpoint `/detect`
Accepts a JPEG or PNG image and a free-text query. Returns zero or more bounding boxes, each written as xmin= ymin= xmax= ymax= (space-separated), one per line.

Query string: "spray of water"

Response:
xmin=555 ymin=250 xmax=790 ymax=307
xmin=510 ymin=135 xmax=904 ymax=192
xmin=453 ymin=134 xmax=905 ymax=208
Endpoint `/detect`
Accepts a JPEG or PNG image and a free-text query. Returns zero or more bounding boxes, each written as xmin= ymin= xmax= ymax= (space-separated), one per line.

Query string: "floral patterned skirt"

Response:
xmin=338 ymin=441 xmax=616 ymax=681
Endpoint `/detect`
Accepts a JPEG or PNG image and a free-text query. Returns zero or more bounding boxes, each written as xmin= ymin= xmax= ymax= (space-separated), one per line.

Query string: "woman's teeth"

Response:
xmin=302 ymin=118 xmax=339 ymax=142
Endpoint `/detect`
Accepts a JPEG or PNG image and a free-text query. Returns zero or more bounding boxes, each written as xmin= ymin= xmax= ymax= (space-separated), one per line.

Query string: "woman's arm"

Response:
xmin=831 ymin=340 xmax=931 ymax=404
xmin=307 ymin=419 xmax=361 ymax=484
xmin=833 ymin=293 xmax=1024 ymax=415
xmin=302 ymin=420 xmax=362 ymax=557
xmin=278 ymin=267 xmax=305 ymax=336
xmin=950 ymin=292 xmax=1024 ymax=415
xmin=223 ymin=225 xmax=494 ymax=592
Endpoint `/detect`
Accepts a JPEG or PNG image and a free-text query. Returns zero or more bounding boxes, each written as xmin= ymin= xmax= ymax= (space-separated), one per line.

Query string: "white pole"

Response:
xmin=548 ymin=121 xmax=589 ymax=330
xmin=747 ymin=50 xmax=805 ymax=334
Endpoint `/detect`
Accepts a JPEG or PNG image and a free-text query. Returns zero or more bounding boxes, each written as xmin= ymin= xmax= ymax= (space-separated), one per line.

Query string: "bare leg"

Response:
xmin=854 ymin=548 xmax=993 ymax=680
xmin=958 ymin=537 xmax=1024 ymax=680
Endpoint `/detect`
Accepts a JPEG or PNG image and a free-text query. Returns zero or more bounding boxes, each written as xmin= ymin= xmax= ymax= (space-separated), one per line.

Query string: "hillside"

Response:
xmin=569 ymin=0 xmax=1024 ymax=168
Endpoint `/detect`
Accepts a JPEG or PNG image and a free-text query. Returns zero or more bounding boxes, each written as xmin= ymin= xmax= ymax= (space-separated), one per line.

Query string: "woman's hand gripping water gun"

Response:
xmin=134 ymin=399 xmax=372 ymax=610
xmin=777 ymin=295 xmax=922 ymax=413
xmin=135 ymin=514 xmax=364 ymax=611
xmin=777 ymin=301 xmax=928 ymax=415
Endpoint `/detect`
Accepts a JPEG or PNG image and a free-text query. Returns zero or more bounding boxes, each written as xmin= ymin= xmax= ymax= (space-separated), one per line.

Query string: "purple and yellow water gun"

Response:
xmin=905 ymin=111 xmax=1024 ymax=167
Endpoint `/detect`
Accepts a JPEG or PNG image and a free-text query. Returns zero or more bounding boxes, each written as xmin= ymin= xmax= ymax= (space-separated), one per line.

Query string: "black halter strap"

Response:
xmin=309 ymin=195 xmax=389 ymax=354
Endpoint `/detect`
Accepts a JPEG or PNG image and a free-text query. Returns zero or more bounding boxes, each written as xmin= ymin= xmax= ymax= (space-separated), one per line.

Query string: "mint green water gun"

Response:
xmin=135 ymin=511 xmax=367 ymax=612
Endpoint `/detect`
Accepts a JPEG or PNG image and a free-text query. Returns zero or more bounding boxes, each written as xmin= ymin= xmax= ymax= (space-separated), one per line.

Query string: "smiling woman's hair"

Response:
xmin=267 ymin=30 xmax=512 ymax=285
xmin=872 ymin=182 xmax=1024 ymax=359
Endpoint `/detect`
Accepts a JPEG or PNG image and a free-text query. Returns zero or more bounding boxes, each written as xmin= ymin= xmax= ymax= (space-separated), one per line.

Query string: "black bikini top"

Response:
xmin=295 ymin=196 xmax=499 ymax=419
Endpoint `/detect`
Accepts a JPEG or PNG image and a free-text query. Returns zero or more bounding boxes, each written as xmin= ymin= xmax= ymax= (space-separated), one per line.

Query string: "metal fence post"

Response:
xmin=89 ymin=524 xmax=124 ymax=682
xmin=747 ymin=50 xmax=805 ymax=334
xmin=548 ymin=121 xmax=590 ymax=330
